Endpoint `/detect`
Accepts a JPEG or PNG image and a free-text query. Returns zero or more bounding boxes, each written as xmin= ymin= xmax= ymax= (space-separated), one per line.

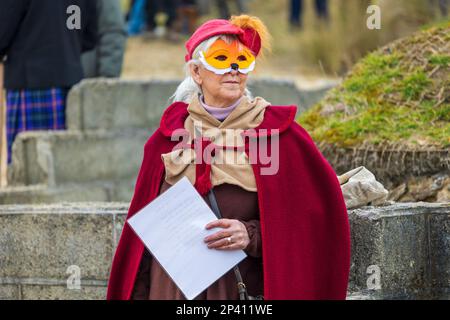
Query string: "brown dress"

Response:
xmin=130 ymin=180 xmax=263 ymax=300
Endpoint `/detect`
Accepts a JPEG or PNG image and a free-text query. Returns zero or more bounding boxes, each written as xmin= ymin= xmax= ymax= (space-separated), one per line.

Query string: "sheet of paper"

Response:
xmin=127 ymin=176 xmax=247 ymax=300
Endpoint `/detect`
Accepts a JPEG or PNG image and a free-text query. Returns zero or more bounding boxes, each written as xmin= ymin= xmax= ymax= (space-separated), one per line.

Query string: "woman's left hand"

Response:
xmin=204 ymin=219 xmax=250 ymax=251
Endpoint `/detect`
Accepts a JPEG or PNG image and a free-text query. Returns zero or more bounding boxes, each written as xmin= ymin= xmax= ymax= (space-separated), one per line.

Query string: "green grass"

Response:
xmin=429 ymin=54 xmax=450 ymax=67
xmin=298 ymin=25 xmax=450 ymax=149
xmin=400 ymin=71 xmax=432 ymax=100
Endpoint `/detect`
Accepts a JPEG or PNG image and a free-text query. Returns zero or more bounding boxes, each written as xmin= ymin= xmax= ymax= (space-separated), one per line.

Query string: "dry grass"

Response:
xmin=122 ymin=0 xmax=447 ymax=81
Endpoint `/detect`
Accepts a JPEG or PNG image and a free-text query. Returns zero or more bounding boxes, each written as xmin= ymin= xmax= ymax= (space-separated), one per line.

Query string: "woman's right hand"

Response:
xmin=203 ymin=218 xmax=250 ymax=251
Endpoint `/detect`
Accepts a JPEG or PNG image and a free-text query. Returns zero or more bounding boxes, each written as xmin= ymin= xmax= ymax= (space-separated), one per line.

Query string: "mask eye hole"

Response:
xmin=237 ymin=55 xmax=247 ymax=61
xmin=214 ymin=55 xmax=228 ymax=61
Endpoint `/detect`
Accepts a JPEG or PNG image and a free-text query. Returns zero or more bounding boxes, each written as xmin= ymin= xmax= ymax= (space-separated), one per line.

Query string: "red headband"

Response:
xmin=185 ymin=19 xmax=262 ymax=62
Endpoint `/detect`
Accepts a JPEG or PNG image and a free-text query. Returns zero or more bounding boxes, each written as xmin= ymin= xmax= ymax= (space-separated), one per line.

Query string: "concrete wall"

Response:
xmin=0 ymin=203 xmax=127 ymax=299
xmin=66 ymin=78 xmax=334 ymax=132
xmin=0 ymin=202 xmax=448 ymax=300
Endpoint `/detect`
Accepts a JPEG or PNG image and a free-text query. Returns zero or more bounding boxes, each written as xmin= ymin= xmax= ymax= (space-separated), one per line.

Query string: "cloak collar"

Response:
xmin=159 ymin=101 xmax=297 ymax=139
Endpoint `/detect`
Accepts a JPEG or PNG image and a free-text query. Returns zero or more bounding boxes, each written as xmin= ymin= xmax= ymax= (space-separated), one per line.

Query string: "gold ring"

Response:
xmin=227 ymin=237 xmax=232 ymax=244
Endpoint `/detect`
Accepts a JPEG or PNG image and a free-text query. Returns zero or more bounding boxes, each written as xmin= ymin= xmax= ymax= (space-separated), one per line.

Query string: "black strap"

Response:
xmin=207 ymin=189 xmax=249 ymax=300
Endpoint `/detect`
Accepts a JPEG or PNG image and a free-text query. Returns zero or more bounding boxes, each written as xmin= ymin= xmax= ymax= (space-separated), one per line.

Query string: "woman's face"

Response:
xmin=191 ymin=64 xmax=248 ymax=107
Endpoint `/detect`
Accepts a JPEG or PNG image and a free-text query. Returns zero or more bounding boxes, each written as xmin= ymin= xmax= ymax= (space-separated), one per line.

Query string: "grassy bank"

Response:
xmin=298 ymin=24 xmax=450 ymax=149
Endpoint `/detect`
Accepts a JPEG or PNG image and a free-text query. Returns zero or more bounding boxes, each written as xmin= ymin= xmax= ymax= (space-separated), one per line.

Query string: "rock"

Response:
xmin=436 ymin=182 xmax=450 ymax=202
xmin=388 ymin=183 xmax=407 ymax=201
xmin=399 ymin=174 xmax=450 ymax=202
xmin=348 ymin=202 xmax=450 ymax=299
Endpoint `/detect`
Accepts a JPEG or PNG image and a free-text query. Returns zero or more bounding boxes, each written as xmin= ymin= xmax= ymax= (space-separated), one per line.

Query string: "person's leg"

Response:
xmin=128 ymin=0 xmax=148 ymax=35
xmin=186 ymin=5 xmax=198 ymax=34
xmin=216 ymin=0 xmax=230 ymax=19
xmin=439 ymin=0 xmax=448 ymax=16
xmin=146 ymin=0 xmax=158 ymax=31
xmin=5 ymin=90 xmax=20 ymax=164
xmin=126 ymin=0 xmax=136 ymax=21
xmin=315 ymin=0 xmax=329 ymax=21
xmin=290 ymin=0 xmax=303 ymax=28
xmin=235 ymin=0 xmax=248 ymax=13
xmin=163 ymin=0 xmax=178 ymax=29
xmin=197 ymin=0 xmax=210 ymax=15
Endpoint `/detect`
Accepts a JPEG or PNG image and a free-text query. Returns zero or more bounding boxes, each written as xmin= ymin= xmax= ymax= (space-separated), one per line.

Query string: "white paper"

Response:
xmin=127 ymin=176 xmax=247 ymax=300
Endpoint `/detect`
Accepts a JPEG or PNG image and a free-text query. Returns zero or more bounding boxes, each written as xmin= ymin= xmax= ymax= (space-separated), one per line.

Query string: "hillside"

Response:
xmin=298 ymin=23 xmax=450 ymax=149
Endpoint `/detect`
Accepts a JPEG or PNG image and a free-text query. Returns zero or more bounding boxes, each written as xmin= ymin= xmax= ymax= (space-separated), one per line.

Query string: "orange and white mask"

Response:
xmin=199 ymin=39 xmax=256 ymax=75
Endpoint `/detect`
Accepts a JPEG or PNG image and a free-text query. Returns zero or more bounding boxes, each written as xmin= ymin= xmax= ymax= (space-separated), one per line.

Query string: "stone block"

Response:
xmin=21 ymin=284 xmax=106 ymax=300
xmin=0 ymin=204 xmax=128 ymax=281
xmin=0 ymin=184 xmax=110 ymax=205
xmin=0 ymin=284 xmax=20 ymax=300
xmin=67 ymin=79 xmax=178 ymax=131
xmin=67 ymin=78 xmax=335 ymax=132
xmin=8 ymin=130 xmax=150 ymax=186
xmin=429 ymin=211 xmax=450 ymax=295
xmin=348 ymin=202 xmax=450 ymax=299
xmin=113 ymin=213 xmax=127 ymax=250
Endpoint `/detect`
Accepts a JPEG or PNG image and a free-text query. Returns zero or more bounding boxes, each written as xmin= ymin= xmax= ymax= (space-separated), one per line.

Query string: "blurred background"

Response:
xmin=120 ymin=0 xmax=449 ymax=83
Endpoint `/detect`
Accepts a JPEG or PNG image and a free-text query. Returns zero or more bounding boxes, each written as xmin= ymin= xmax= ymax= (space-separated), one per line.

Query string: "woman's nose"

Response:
xmin=229 ymin=68 xmax=239 ymax=75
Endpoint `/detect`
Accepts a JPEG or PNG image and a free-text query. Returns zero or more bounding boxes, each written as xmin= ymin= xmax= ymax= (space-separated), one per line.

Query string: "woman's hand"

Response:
xmin=204 ymin=219 xmax=250 ymax=251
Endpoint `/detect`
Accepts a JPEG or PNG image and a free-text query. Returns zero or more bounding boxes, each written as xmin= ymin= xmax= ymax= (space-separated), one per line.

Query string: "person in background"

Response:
xmin=196 ymin=0 xmax=211 ymax=16
xmin=82 ymin=0 xmax=127 ymax=78
xmin=434 ymin=0 xmax=448 ymax=16
xmin=0 ymin=0 xmax=97 ymax=164
xmin=216 ymin=0 xmax=249 ymax=19
xmin=290 ymin=0 xmax=329 ymax=30
xmin=127 ymin=0 xmax=147 ymax=35
xmin=175 ymin=0 xmax=199 ymax=36
xmin=146 ymin=0 xmax=179 ymax=40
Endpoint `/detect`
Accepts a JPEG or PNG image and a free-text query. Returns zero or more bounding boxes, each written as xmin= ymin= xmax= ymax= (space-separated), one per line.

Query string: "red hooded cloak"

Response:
xmin=106 ymin=102 xmax=351 ymax=300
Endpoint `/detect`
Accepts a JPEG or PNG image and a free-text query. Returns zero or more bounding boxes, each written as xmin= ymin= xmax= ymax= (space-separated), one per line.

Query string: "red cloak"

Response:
xmin=106 ymin=102 xmax=351 ymax=300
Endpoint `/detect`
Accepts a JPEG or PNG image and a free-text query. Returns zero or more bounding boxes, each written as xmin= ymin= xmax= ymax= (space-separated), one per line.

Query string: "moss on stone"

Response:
xmin=298 ymin=23 xmax=450 ymax=149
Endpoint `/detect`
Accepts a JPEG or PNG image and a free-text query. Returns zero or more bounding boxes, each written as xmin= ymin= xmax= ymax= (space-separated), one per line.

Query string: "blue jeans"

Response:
xmin=128 ymin=0 xmax=147 ymax=35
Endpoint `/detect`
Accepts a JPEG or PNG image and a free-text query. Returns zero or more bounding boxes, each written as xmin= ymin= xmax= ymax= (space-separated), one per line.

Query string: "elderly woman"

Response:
xmin=107 ymin=15 xmax=350 ymax=300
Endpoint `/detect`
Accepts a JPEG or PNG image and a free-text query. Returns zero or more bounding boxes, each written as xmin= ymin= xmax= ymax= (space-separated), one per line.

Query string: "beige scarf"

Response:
xmin=161 ymin=95 xmax=271 ymax=192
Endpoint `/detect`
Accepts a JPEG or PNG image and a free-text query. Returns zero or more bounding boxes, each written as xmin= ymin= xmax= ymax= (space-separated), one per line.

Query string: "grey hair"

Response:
xmin=171 ymin=35 xmax=253 ymax=103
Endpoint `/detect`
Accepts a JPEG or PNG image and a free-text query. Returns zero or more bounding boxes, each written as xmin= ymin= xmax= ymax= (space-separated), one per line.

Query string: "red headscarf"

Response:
xmin=184 ymin=15 xmax=270 ymax=62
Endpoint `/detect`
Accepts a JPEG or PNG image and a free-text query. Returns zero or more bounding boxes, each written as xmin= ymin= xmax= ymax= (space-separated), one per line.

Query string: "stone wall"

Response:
xmin=317 ymin=141 xmax=449 ymax=204
xmin=0 ymin=202 xmax=448 ymax=300
xmin=318 ymin=142 xmax=450 ymax=193
xmin=0 ymin=203 xmax=127 ymax=299
xmin=348 ymin=202 xmax=450 ymax=300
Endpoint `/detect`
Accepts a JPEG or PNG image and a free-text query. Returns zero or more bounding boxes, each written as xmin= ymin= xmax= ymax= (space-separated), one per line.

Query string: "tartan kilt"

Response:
xmin=6 ymin=88 xmax=68 ymax=164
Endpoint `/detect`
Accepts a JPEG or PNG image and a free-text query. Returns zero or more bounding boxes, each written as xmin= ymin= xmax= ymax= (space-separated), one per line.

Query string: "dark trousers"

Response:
xmin=438 ymin=0 xmax=448 ymax=16
xmin=314 ymin=0 xmax=329 ymax=20
xmin=216 ymin=0 xmax=247 ymax=19
xmin=146 ymin=0 xmax=178 ymax=30
xmin=290 ymin=0 xmax=329 ymax=27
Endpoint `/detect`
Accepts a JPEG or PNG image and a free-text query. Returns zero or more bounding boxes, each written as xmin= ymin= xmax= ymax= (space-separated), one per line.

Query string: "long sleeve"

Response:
xmin=81 ymin=0 xmax=98 ymax=53
xmin=0 ymin=0 xmax=28 ymax=59
xmin=96 ymin=0 xmax=127 ymax=77
xmin=241 ymin=219 xmax=262 ymax=258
